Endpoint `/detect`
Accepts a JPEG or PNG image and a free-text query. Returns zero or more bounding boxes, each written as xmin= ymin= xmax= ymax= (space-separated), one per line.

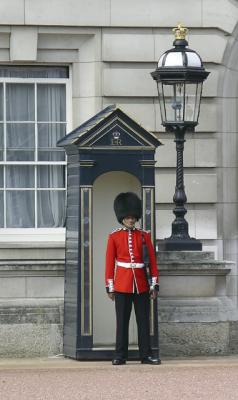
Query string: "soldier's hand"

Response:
xmin=150 ymin=289 xmax=159 ymax=300
xmin=108 ymin=293 xmax=115 ymax=301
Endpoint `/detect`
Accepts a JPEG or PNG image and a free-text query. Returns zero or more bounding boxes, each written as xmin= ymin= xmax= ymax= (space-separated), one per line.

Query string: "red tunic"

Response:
xmin=105 ymin=227 xmax=159 ymax=294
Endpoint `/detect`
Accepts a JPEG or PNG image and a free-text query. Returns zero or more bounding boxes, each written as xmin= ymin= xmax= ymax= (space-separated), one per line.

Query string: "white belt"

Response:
xmin=116 ymin=261 xmax=144 ymax=269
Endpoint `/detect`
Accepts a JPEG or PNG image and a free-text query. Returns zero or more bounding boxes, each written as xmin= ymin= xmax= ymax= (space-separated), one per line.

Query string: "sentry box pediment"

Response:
xmin=57 ymin=104 xmax=161 ymax=151
xmin=57 ymin=105 xmax=161 ymax=360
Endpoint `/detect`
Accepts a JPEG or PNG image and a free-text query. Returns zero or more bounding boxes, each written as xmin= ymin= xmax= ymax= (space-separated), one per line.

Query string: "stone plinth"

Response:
xmin=158 ymin=251 xmax=238 ymax=356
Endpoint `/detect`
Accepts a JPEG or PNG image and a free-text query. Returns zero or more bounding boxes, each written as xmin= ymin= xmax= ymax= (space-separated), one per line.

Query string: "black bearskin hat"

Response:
xmin=114 ymin=192 xmax=142 ymax=223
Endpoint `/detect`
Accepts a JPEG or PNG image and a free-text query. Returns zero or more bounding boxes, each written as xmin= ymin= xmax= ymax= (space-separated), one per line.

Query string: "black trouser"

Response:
xmin=114 ymin=291 xmax=151 ymax=360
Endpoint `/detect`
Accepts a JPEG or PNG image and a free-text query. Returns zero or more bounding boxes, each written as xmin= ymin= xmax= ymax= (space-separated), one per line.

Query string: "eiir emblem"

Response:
xmin=111 ymin=131 xmax=122 ymax=145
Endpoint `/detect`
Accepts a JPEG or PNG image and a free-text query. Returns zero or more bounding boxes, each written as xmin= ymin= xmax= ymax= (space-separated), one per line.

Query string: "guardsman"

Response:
xmin=105 ymin=192 xmax=160 ymax=365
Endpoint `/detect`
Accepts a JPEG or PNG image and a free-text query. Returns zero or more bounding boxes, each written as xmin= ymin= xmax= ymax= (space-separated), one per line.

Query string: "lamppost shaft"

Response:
xmin=159 ymin=125 xmax=202 ymax=250
xmin=171 ymin=127 xmax=189 ymax=239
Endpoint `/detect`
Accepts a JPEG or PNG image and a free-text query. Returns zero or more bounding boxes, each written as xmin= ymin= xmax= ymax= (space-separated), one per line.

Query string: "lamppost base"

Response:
xmin=158 ymin=237 xmax=202 ymax=251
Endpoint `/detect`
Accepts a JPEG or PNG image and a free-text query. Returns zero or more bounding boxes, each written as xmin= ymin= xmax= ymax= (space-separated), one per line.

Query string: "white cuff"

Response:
xmin=107 ymin=279 xmax=114 ymax=293
xmin=150 ymin=276 xmax=158 ymax=290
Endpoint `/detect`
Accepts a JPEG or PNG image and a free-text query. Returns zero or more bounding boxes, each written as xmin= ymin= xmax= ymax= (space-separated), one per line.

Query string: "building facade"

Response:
xmin=0 ymin=0 xmax=238 ymax=356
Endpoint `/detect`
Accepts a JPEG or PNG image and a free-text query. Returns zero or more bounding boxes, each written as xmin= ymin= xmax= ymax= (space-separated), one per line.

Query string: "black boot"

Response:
xmin=112 ymin=358 xmax=126 ymax=365
xmin=141 ymin=356 xmax=161 ymax=365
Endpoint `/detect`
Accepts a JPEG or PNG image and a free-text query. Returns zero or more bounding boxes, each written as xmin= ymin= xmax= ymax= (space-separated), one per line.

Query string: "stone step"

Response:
xmin=0 ymin=261 xmax=65 ymax=277
xmin=0 ymin=298 xmax=64 ymax=324
xmin=157 ymin=251 xmax=215 ymax=262
xmin=158 ymin=297 xmax=238 ymax=323
xmin=159 ymin=261 xmax=233 ymax=275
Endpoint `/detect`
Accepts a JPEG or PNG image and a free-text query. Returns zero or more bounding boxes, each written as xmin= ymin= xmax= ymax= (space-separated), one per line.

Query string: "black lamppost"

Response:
xmin=151 ymin=24 xmax=210 ymax=251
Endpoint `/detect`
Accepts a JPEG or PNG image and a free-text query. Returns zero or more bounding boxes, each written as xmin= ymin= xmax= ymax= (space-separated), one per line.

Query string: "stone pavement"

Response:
xmin=0 ymin=356 xmax=238 ymax=400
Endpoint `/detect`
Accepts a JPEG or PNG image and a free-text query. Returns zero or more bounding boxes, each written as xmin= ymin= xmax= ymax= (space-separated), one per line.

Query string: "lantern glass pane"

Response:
xmin=164 ymin=52 xmax=183 ymax=67
xmin=186 ymin=52 xmax=202 ymax=67
xmin=157 ymin=82 xmax=166 ymax=123
xmin=163 ymin=83 xmax=185 ymax=123
xmin=194 ymin=82 xmax=203 ymax=122
xmin=184 ymin=82 xmax=202 ymax=122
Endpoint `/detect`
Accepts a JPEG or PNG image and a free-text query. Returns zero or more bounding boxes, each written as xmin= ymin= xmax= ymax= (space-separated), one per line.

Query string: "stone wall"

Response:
xmin=0 ymin=0 xmax=237 ymax=254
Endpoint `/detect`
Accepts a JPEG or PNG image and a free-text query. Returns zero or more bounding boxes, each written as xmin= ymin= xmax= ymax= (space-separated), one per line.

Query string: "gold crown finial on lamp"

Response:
xmin=172 ymin=24 xmax=188 ymax=40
